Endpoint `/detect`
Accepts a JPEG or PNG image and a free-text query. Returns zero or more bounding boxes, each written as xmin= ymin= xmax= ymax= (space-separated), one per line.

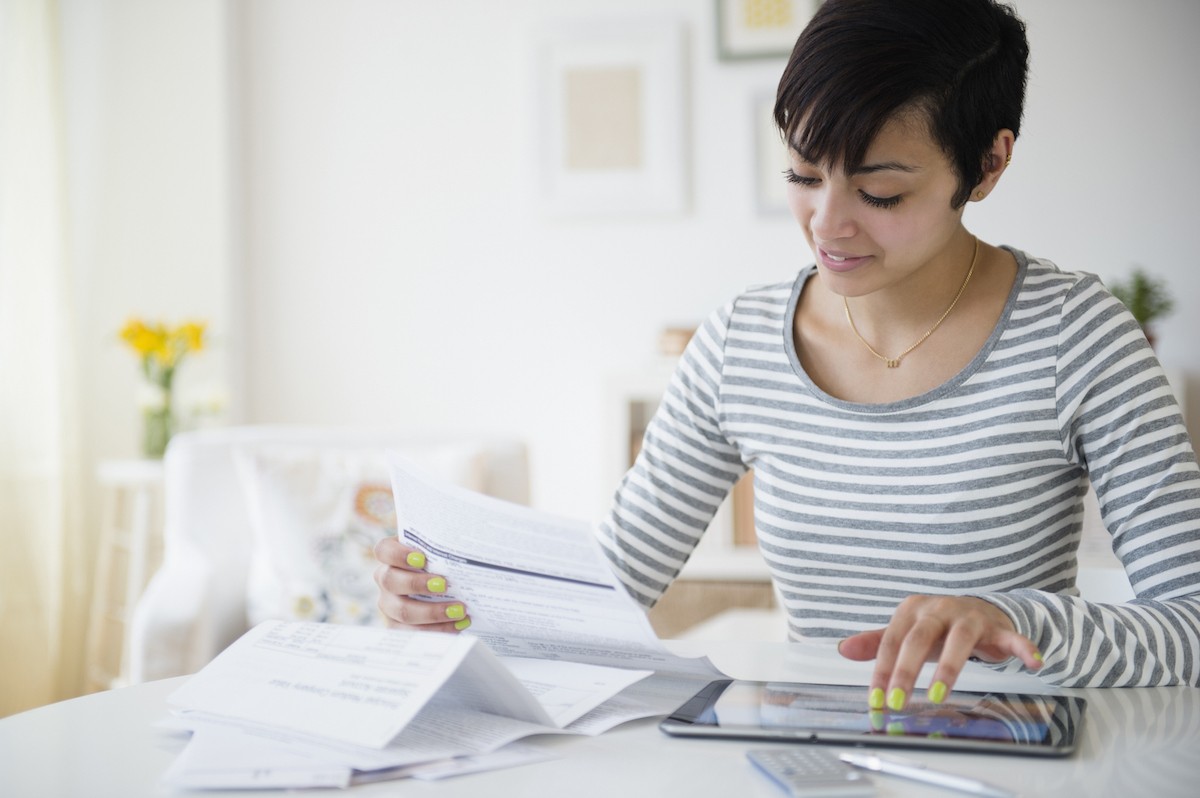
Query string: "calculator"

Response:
xmin=746 ymin=749 xmax=876 ymax=798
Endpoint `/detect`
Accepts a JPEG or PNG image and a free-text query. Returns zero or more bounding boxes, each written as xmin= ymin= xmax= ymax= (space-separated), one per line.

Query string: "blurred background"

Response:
xmin=2 ymin=0 xmax=1197 ymax=717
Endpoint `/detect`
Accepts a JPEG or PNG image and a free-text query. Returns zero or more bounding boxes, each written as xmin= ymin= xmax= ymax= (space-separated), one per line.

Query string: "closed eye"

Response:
xmin=785 ymin=169 xmax=818 ymax=186
xmin=859 ymin=190 xmax=902 ymax=209
xmin=787 ymin=170 xmax=903 ymax=210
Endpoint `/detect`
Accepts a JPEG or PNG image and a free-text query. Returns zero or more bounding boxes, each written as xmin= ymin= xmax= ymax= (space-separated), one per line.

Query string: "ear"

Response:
xmin=970 ymin=129 xmax=1015 ymax=202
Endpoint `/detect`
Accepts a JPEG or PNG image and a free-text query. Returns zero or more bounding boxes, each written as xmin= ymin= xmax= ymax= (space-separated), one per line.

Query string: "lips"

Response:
xmin=817 ymin=247 xmax=872 ymax=273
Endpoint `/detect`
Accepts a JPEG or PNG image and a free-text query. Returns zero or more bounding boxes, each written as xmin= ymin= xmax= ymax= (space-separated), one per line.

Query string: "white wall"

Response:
xmin=240 ymin=0 xmax=799 ymax=518
xmin=60 ymin=0 xmax=234 ymax=525
xmin=239 ymin=0 xmax=1200 ymax=521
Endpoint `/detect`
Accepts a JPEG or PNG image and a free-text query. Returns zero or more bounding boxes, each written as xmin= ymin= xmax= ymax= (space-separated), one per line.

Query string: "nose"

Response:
xmin=808 ymin=187 xmax=858 ymax=242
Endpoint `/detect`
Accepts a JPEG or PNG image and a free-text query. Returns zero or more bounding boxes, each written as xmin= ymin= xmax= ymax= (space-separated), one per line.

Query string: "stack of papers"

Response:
xmin=158 ymin=454 xmax=727 ymax=789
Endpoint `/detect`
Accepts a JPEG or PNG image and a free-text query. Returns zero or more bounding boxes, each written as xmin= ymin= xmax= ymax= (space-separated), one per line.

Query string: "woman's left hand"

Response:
xmin=837 ymin=595 xmax=1043 ymax=711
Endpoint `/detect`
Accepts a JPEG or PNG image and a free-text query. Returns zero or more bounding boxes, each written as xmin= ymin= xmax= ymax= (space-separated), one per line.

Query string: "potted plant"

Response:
xmin=1108 ymin=267 xmax=1174 ymax=350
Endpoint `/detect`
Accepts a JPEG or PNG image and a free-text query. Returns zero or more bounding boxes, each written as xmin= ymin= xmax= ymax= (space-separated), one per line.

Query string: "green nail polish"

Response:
xmin=426 ymin=577 xmax=446 ymax=593
xmin=928 ymin=681 xmax=947 ymax=704
xmin=887 ymin=688 xmax=906 ymax=712
xmin=406 ymin=552 xmax=426 ymax=569
xmin=887 ymin=721 xmax=905 ymax=735
xmin=454 ymin=618 xmax=471 ymax=631
xmin=445 ymin=604 xmax=465 ymax=620
xmin=868 ymin=711 xmax=885 ymax=731
xmin=1033 ymin=651 xmax=1043 ymax=663
xmin=868 ymin=688 xmax=885 ymax=709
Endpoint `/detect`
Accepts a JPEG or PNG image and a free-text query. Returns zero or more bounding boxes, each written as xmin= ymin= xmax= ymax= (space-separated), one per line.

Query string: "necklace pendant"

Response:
xmin=885 ymin=358 xmax=900 ymax=368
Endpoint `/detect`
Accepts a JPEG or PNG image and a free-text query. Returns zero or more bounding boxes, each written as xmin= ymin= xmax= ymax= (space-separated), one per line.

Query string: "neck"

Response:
xmin=839 ymin=227 xmax=979 ymax=350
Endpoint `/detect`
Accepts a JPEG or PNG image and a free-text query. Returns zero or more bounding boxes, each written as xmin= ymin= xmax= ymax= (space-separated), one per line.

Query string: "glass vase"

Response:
xmin=142 ymin=407 xmax=175 ymax=459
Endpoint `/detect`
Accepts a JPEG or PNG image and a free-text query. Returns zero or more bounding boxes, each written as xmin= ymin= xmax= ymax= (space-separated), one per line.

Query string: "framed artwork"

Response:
xmin=755 ymin=93 xmax=791 ymax=214
xmin=535 ymin=18 xmax=687 ymax=216
xmin=716 ymin=0 xmax=818 ymax=61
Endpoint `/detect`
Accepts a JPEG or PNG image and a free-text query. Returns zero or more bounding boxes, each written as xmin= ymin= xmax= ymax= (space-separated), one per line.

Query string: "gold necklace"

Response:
xmin=843 ymin=236 xmax=980 ymax=368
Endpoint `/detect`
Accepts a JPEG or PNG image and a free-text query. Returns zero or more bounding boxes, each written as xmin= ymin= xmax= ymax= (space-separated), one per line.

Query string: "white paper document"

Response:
xmin=160 ymin=455 xmax=731 ymax=789
xmin=388 ymin=453 xmax=725 ymax=679
xmin=500 ymin=656 xmax=652 ymax=727
xmin=168 ymin=619 xmax=552 ymax=749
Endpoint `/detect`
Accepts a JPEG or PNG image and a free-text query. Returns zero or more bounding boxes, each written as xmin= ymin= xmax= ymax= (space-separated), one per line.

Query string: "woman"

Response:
xmin=375 ymin=0 xmax=1200 ymax=709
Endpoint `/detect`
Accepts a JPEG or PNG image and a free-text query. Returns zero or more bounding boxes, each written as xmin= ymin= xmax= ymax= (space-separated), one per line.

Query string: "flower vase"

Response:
xmin=139 ymin=377 xmax=176 ymax=459
xmin=142 ymin=405 xmax=175 ymax=459
xmin=120 ymin=318 xmax=204 ymax=458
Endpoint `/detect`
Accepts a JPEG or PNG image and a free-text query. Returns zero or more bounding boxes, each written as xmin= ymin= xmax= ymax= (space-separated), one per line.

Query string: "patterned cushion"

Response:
xmin=235 ymin=444 xmax=487 ymax=627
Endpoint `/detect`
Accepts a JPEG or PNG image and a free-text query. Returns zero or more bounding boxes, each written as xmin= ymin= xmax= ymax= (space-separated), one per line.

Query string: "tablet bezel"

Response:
xmin=658 ymin=680 xmax=1085 ymax=758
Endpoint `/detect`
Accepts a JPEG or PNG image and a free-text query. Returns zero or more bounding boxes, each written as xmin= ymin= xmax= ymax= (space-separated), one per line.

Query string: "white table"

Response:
xmin=2 ymin=641 xmax=1197 ymax=798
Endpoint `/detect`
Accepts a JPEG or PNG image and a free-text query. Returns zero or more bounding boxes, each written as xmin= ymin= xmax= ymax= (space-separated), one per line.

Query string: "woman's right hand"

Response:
xmin=373 ymin=536 xmax=471 ymax=632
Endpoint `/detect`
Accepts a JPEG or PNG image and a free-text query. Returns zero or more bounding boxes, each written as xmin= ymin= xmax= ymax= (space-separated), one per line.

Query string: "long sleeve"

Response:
xmin=595 ymin=302 xmax=747 ymax=608
xmin=980 ymin=276 xmax=1200 ymax=686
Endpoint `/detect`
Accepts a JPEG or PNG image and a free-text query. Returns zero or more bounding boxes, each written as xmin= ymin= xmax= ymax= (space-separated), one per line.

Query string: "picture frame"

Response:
xmin=535 ymin=17 xmax=687 ymax=216
xmin=716 ymin=0 xmax=817 ymax=61
xmin=754 ymin=92 xmax=791 ymax=214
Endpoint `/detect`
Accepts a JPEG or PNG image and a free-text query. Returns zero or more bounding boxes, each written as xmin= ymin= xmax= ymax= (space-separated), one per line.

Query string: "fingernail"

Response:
xmin=868 ymin=710 xmax=885 ymax=731
xmin=406 ymin=552 xmax=426 ymax=569
xmin=426 ymin=577 xmax=446 ymax=593
xmin=836 ymin=638 xmax=845 ymax=655
xmin=928 ymin=681 xmax=947 ymax=704
xmin=1033 ymin=650 xmax=1043 ymax=663
xmin=868 ymin=687 xmax=885 ymax=710
xmin=887 ymin=688 xmax=906 ymax=711
xmin=445 ymin=604 xmax=465 ymax=620
xmin=887 ymin=721 xmax=905 ymax=735
xmin=454 ymin=618 xmax=471 ymax=631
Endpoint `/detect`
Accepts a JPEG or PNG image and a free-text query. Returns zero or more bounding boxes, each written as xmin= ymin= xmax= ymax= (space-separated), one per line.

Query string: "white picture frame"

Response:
xmin=716 ymin=0 xmax=817 ymax=61
xmin=535 ymin=18 xmax=687 ymax=217
xmin=755 ymin=92 xmax=792 ymax=215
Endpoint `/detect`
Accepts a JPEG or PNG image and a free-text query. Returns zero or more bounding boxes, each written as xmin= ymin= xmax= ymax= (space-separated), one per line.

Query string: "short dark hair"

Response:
xmin=775 ymin=0 xmax=1030 ymax=209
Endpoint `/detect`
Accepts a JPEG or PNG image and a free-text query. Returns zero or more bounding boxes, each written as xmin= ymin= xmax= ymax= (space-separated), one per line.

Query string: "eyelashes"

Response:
xmin=784 ymin=169 xmax=903 ymax=210
xmin=859 ymin=192 xmax=902 ymax=210
xmin=784 ymin=169 xmax=817 ymax=187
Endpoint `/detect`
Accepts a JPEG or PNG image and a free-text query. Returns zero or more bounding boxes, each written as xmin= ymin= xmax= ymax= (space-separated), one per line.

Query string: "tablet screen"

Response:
xmin=664 ymin=681 xmax=1085 ymax=755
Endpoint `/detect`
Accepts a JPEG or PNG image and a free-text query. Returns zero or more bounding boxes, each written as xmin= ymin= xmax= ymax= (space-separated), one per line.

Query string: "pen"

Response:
xmin=838 ymin=752 xmax=1016 ymax=798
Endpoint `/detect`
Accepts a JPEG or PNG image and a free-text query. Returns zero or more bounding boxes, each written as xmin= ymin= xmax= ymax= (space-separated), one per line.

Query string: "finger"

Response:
xmin=383 ymin=617 xmax=473 ymax=634
xmin=837 ymin=629 xmax=884 ymax=661
xmin=374 ymin=536 xmax=428 ymax=570
xmin=378 ymin=593 xmax=469 ymax=627
xmin=979 ymin=627 xmax=1043 ymax=670
xmin=375 ymin=564 xmax=450 ymax=597
xmin=927 ymin=618 xmax=985 ymax=704
xmin=886 ymin=615 xmax=948 ymax=712
xmin=869 ymin=607 xmax=919 ymax=710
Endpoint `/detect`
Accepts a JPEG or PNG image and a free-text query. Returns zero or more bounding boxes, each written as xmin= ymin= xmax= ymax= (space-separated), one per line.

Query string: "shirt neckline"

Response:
xmin=781 ymin=245 xmax=1030 ymax=414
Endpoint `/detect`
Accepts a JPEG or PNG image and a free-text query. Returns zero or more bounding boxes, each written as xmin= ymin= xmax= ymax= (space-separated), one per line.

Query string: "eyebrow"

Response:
xmin=850 ymin=161 xmax=922 ymax=176
xmin=790 ymin=148 xmax=922 ymax=176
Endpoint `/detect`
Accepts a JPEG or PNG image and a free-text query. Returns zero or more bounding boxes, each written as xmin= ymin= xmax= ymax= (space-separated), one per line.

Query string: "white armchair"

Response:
xmin=127 ymin=425 xmax=528 ymax=684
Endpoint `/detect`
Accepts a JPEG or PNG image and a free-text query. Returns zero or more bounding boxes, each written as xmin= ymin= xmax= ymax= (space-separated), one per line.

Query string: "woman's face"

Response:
xmin=785 ymin=110 xmax=968 ymax=297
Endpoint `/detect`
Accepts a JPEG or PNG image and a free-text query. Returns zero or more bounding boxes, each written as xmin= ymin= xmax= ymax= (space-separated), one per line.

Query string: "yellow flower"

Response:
xmin=119 ymin=317 xmax=207 ymax=371
xmin=119 ymin=318 xmax=164 ymax=357
xmin=177 ymin=321 xmax=206 ymax=353
xmin=150 ymin=321 xmax=176 ymax=366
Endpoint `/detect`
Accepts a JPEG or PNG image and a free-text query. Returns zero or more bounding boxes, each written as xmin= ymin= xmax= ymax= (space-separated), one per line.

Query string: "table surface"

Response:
xmin=2 ymin=640 xmax=1198 ymax=798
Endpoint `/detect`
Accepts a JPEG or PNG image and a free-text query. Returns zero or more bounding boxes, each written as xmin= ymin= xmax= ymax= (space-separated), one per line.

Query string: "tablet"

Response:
xmin=659 ymin=680 xmax=1085 ymax=757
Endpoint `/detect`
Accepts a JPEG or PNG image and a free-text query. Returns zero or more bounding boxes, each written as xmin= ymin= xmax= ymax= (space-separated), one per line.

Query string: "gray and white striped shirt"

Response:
xmin=597 ymin=248 xmax=1200 ymax=687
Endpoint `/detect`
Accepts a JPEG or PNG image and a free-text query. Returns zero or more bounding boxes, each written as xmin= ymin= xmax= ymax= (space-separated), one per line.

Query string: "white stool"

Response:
xmin=85 ymin=460 xmax=164 ymax=690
